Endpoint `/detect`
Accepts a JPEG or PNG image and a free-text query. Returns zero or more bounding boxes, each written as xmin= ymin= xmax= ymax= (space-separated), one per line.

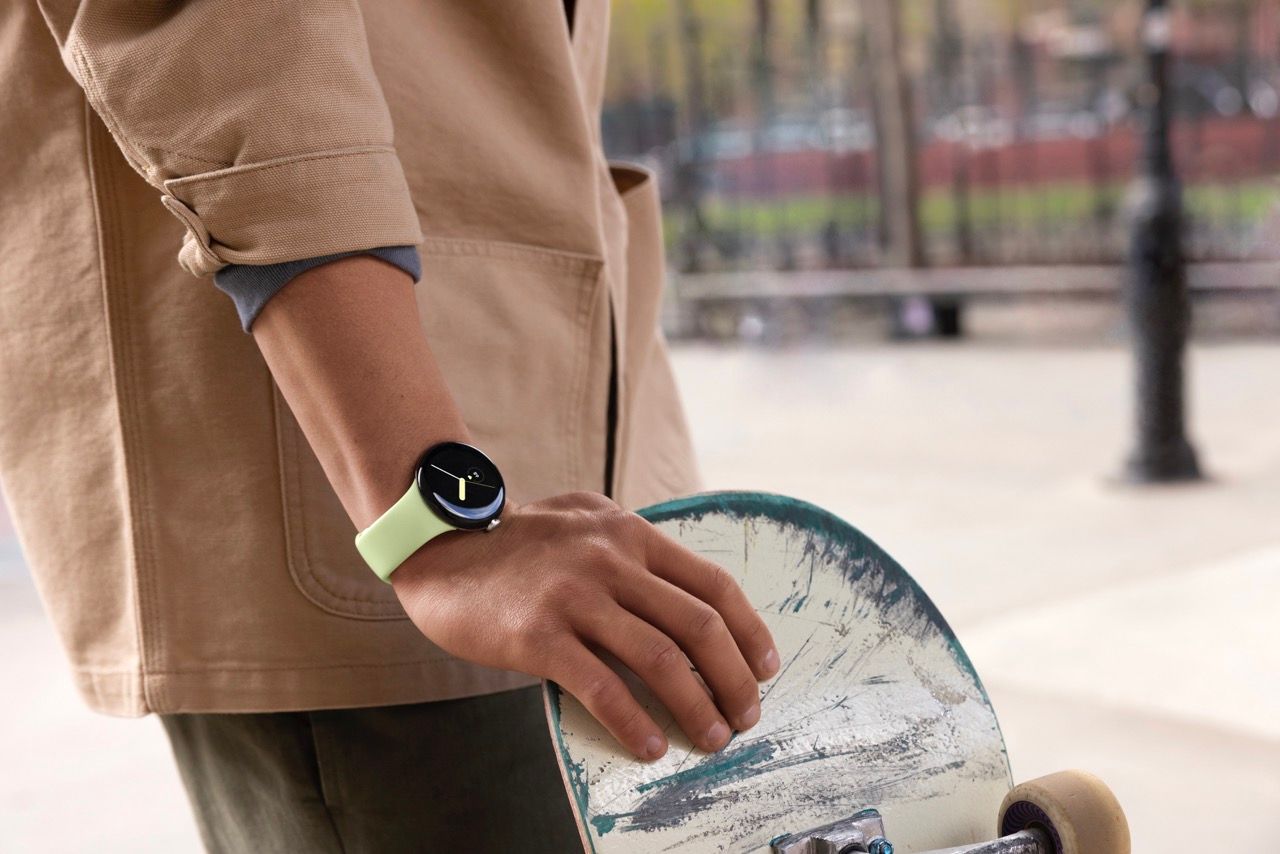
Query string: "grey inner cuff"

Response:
xmin=213 ymin=245 xmax=423 ymax=333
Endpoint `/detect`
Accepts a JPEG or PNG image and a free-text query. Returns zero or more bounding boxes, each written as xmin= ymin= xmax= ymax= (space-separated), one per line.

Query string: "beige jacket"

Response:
xmin=0 ymin=0 xmax=700 ymax=716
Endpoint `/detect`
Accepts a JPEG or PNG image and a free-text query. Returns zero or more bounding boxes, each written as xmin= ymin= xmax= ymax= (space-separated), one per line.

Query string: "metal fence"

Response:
xmin=603 ymin=0 xmax=1280 ymax=276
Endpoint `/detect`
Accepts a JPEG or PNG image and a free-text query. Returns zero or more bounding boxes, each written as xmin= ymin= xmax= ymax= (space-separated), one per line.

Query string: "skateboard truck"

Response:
xmin=770 ymin=769 xmax=1130 ymax=854
xmin=770 ymin=808 xmax=890 ymax=854
xmin=768 ymin=773 xmax=1131 ymax=850
xmin=771 ymin=808 xmax=1050 ymax=854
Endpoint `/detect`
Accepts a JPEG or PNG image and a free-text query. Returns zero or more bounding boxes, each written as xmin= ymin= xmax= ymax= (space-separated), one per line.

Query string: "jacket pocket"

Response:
xmin=274 ymin=238 xmax=608 ymax=619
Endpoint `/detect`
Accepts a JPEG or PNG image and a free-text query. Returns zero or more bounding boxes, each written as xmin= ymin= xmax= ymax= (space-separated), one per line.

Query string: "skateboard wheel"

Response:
xmin=998 ymin=770 xmax=1130 ymax=854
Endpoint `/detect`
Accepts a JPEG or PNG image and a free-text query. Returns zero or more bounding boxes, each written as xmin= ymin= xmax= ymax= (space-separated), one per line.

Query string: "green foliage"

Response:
xmin=608 ymin=0 xmax=837 ymax=102
xmin=661 ymin=179 xmax=1280 ymax=237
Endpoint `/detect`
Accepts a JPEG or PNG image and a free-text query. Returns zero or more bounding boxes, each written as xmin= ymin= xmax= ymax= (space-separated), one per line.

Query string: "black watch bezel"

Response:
xmin=413 ymin=441 xmax=506 ymax=530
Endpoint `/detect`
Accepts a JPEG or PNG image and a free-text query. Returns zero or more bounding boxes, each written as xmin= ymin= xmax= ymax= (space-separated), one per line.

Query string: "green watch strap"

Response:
xmin=355 ymin=483 xmax=456 ymax=583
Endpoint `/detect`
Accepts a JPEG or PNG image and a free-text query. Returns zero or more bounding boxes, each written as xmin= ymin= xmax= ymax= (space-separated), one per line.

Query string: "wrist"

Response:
xmin=346 ymin=429 xmax=473 ymax=529
xmin=390 ymin=498 xmax=520 ymax=597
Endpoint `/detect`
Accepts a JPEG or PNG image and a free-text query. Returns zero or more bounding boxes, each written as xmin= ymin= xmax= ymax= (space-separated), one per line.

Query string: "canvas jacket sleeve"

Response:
xmin=37 ymin=0 xmax=423 ymax=278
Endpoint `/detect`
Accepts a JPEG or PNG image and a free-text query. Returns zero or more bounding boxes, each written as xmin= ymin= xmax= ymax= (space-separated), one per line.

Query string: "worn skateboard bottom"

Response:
xmin=546 ymin=492 xmax=1013 ymax=853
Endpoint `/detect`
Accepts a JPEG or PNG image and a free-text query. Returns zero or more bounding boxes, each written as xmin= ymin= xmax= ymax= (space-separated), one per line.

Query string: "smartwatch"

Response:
xmin=355 ymin=441 xmax=506 ymax=582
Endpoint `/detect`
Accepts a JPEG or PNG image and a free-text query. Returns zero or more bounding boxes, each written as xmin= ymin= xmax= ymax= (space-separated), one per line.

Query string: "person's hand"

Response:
xmin=391 ymin=491 xmax=780 ymax=761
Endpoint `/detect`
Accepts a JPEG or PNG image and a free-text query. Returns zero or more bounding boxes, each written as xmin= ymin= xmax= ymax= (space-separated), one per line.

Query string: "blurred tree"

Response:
xmin=1230 ymin=0 xmax=1252 ymax=114
xmin=933 ymin=0 xmax=975 ymax=261
xmin=675 ymin=0 xmax=711 ymax=270
xmin=805 ymin=0 xmax=824 ymax=107
xmin=866 ymin=0 xmax=925 ymax=268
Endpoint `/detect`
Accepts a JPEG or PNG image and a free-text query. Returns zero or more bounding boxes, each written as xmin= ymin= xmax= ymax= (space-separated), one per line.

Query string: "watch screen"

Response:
xmin=415 ymin=442 xmax=506 ymax=529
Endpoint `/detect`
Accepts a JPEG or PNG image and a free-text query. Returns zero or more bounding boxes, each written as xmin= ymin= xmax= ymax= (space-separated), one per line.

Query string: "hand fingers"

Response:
xmin=549 ymin=638 xmax=669 ymax=762
xmin=615 ymin=570 xmax=762 ymax=733
xmin=579 ymin=605 xmax=735 ymax=753
xmin=640 ymin=522 xmax=780 ymax=681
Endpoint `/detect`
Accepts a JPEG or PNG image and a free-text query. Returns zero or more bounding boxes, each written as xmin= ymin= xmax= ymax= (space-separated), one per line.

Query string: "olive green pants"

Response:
xmin=161 ymin=686 xmax=581 ymax=853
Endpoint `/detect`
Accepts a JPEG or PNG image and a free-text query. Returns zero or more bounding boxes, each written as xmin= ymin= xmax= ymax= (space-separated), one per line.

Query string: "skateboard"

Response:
xmin=544 ymin=491 xmax=1129 ymax=854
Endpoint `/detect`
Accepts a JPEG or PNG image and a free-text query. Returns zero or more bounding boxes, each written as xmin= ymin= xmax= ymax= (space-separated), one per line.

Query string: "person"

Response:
xmin=0 ymin=1 xmax=780 ymax=850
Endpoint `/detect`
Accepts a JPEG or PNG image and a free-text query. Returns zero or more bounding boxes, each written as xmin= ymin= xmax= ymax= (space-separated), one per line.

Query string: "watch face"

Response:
xmin=414 ymin=442 xmax=506 ymax=530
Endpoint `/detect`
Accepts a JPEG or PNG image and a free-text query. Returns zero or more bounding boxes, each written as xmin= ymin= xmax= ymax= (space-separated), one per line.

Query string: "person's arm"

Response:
xmin=252 ymin=255 xmax=465 ymax=528
xmin=42 ymin=0 xmax=779 ymax=759
xmin=254 ymin=256 xmax=780 ymax=760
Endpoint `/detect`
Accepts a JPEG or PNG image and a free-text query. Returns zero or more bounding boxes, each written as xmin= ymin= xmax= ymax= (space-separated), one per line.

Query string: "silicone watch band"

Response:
xmin=355 ymin=483 xmax=456 ymax=583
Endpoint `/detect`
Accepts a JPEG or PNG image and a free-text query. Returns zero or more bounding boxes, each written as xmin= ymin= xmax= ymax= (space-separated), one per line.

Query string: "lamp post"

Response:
xmin=1123 ymin=0 xmax=1201 ymax=482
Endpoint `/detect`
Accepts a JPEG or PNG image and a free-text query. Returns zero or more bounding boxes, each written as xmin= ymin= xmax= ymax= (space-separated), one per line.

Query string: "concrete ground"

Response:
xmin=2 ymin=340 xmax=1278 ymax=852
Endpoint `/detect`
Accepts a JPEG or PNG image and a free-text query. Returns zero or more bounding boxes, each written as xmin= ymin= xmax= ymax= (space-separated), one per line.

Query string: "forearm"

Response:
xmin=250 ymin=252 xmax=777 ymax=765
xmin=252 ymin=254 xmax=471 ymax=530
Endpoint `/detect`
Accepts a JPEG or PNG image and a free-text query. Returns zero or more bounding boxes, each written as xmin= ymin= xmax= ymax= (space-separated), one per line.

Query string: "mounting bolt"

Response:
xmin=867 ymin=838 xmax=894 ymax=854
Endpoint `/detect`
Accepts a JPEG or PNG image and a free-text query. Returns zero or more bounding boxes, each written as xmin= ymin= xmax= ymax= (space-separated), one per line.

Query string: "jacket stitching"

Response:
xmin=113 ymin=135 xmax=166 ymax=713
xmin=85 ymin=104 xmax=161 ymax=713
xmin=76 ymin=46 xmax=400 ymax=186
xmin=566 ymin=264 xmax=602 ymax=490
xmin=70 ymin=47 xmax=156 ymax=181
xmin=417 ymin=236 xmax=603 ymax=271
xmin=72 ymin=42 xmax=351 ymax=175
xmin=77 ymin=47 xmax=394 ymax=186
xmin=143 ymin=658 xmax=469 ymax=675
xmin=164 ymin=146 xmax=399 ymax=191
xmin=82 ymin=102 xmax=147 ymax=708
xmin=289 ymin=392 xmax=407 ymax=613
xmin=71 ymin=657 xmax=469 ymax=675
xmin=132 ymin=141 xmax=230 ymax=169
xmin=273 ymin=388 xmax=408 ymax=616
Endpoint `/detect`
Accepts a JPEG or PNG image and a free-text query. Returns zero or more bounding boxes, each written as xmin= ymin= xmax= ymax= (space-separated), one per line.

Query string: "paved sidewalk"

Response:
xmin=678 ymin=341 xmax=1280 ymax=853
xmin=2 ymin=341 xmax=1277 ymax=852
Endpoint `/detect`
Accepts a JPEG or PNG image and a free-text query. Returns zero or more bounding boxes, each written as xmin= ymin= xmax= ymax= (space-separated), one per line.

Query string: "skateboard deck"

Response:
xmin=544 ymin=491 xmax=1013 ymax=853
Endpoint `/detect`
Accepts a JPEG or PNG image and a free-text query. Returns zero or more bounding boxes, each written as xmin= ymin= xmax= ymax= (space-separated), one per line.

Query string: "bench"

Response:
xmin=670 ymin=261 xmax=1280 ymax=338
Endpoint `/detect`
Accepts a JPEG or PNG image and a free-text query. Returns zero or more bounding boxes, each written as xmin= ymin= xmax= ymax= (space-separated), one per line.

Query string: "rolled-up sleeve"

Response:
xmin=38 ymin=0 xmax=423 ymax=277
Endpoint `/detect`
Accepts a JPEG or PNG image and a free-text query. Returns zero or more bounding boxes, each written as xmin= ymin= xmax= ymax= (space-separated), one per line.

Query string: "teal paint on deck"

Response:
xmin=546 ymin=684 xmax=600 ymax=852
xmin=633 ymin=740 xmax=776 ymax=794
xmin=591 ymin=740 xmax=779 ymax=835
